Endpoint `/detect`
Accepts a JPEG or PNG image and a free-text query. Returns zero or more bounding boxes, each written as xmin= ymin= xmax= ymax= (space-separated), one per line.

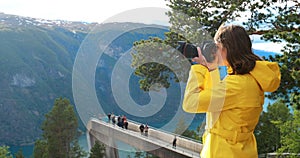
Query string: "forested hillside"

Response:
xmin=0 ymin=13 xmax=168 ymax=145
xmin=0 ymin=13 xmax=88 ymax=145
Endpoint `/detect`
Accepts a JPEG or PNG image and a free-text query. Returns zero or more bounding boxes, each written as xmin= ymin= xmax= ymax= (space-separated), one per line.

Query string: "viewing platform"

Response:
xmin=87 ymin=117 xmax=202 ymax=158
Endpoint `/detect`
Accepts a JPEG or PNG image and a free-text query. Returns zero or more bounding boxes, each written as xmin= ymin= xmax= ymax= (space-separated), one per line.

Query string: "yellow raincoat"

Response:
xmin=182 ymin=61 xmax=281 ymax=158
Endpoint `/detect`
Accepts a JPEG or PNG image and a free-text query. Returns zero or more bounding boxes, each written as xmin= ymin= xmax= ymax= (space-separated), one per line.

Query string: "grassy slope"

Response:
xmin=0 ymin=25 xmax=83 ymax=145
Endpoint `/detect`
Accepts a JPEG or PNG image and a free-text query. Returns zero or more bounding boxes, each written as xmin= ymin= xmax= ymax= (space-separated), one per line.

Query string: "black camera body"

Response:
xmin=176 ymin=40 xmax=216 ymax=63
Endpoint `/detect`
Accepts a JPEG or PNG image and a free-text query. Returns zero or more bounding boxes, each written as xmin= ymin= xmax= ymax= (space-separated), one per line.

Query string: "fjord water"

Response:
xmin=10 ymin=134 xmax=89 ymax=158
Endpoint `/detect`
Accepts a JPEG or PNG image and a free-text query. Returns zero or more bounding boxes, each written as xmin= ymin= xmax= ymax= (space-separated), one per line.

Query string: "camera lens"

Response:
xmin=201 ymin=41 xmax=216 ymax=62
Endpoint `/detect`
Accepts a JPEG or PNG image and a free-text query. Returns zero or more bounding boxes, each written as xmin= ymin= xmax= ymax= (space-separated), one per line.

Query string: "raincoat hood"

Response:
xmin=249 ymin=61 xmax=281 ymax=92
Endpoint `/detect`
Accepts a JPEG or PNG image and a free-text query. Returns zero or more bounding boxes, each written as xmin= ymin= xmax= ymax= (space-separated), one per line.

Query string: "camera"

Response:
xmin=176 ymin=40 xmax=217 ymax=63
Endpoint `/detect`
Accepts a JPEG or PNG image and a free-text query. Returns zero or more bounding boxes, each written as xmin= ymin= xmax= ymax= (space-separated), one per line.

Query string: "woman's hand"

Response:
xmin=191 ymin=47 xmax=208 ymax=66
xmin=192 ymin=47 xmax=218 ymax=71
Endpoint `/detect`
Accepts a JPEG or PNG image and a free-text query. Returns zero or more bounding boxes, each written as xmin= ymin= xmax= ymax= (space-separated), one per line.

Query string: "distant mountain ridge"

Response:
xmin=0 ymin=13 xmax=277 ymax=146
xmin=0 ymin=12 xmax=95 ymax=32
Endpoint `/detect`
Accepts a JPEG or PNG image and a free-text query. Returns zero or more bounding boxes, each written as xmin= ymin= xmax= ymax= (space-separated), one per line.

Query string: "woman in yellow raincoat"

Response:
xmin=182 ymin=25 xmax=281 ymax=158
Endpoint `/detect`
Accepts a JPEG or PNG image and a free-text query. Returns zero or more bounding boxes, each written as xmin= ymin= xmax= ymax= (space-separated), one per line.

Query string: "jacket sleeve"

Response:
xmin=182 ymin=65 xmax=225 ymax=113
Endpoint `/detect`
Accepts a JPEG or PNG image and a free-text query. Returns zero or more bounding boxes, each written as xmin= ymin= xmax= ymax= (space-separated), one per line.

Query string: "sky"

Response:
xmin=0 ymin=0 xmax=170 ymax=23
xmin=0 ymin=0 xmax=286 ymax=53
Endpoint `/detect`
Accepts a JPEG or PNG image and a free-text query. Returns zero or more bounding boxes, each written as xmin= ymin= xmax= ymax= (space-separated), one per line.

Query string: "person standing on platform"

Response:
xmin=172 ymin=136 xmax=177 ymax=149
xmin=144 ymin=124 xmax=149 ymax=136
xmin=107 ymin=112 xmax=111 ymax=122
xmin=139 ymin=124 xmax=144 ymax=135
xmin=111 ymin=114 xmax=116 ymax=125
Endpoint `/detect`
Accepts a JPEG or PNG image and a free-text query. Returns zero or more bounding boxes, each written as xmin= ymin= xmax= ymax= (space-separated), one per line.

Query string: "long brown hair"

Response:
xmin=214 ymin=25 xmax=262 ymax=75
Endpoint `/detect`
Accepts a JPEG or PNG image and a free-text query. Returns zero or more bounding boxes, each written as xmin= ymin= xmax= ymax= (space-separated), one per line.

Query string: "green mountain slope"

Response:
xmin=0 ymin=24 xmax=85 ymax=145
xmin=0 ymin=13 xmax=170 ymax=145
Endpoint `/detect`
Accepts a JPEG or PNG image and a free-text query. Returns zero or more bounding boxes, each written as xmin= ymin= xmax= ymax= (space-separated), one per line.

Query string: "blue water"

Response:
xmin=10 ymin=134 xmax=88 ymax=158
xmin=10 ymin=145 xmax=34 ymax=158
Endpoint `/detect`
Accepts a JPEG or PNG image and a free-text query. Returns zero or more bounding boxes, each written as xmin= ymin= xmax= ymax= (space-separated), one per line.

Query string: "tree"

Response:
xmin=254 ymin=100 xmax=292 ymax=154
xmin=253 ymin=1 xmax=300 ymax=109
xmin=70 ymin=140 xmax=88 ymax=158
xmin=277 ymin=109 xmax=300 ymax=155
xmin=89 ymin=141 xmax=105 ymax=158
xmin=131 ymin=0 xmax=253 ymax=91
xmin=129 ymin=148 xmax=159 ymax=158
xmin=0 ymin=146 xmax=12 ymax=158
xmin=33 ymin=139 xmax=48 ymax=158
xmin=14 ymin=149 xmax=25 ymax=158
xmin=134 ymin=150 xmax=143 ymax=158
xmin=41 ymin=97 xmax=83 ymax=158
xmin=131 ymin=0 xmax=300 ymax=109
